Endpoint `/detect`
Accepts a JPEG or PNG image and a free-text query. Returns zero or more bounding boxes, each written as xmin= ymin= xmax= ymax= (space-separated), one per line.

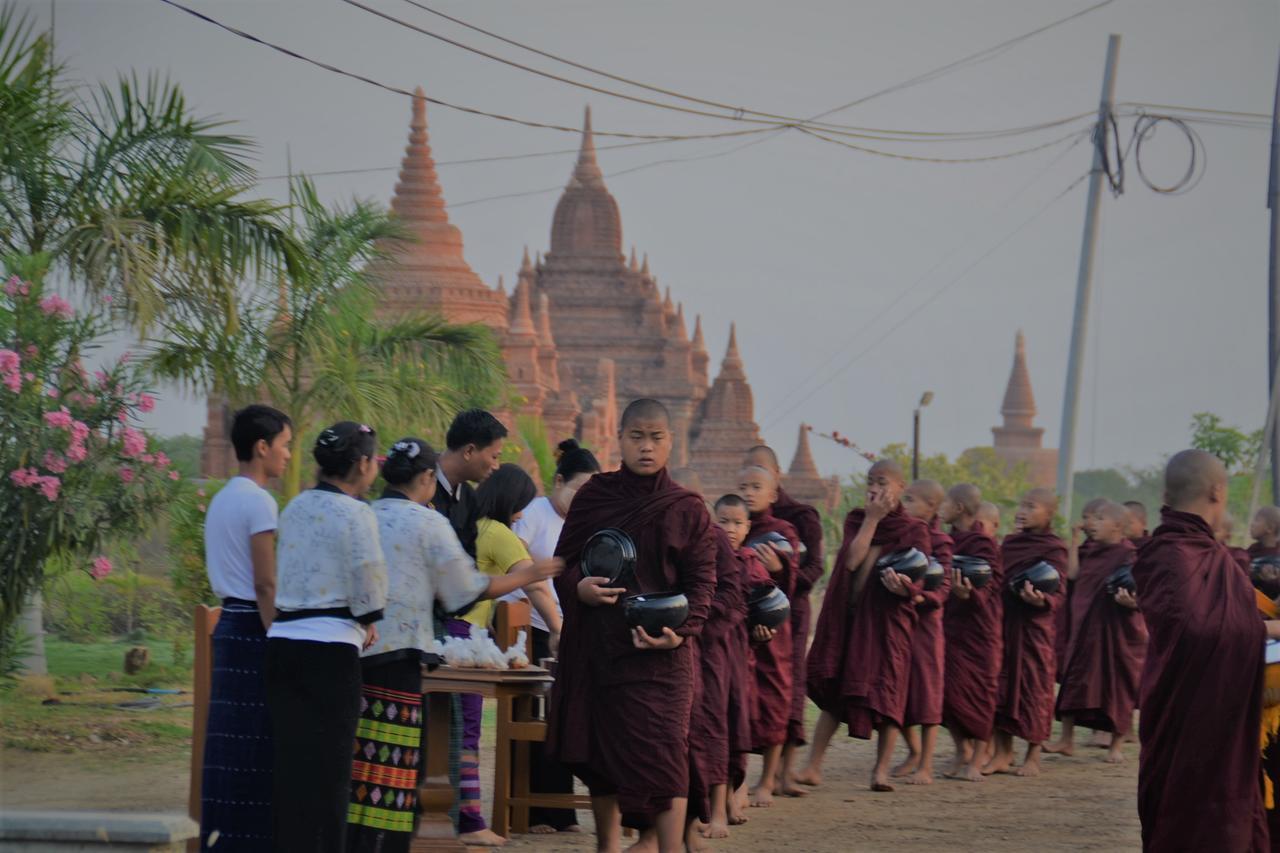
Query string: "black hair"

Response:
xmin=382 ymin=437 xmax=438 ymax=486
xmin=445 ymin=409 xmax=508 ymax=452
xmin=555 ymin=438 xmax=600 ymax=481
xmin=474 ymin=462 xmax=537 ymax=527
xmin=231 ymin=404 xmax=292 ymax=462
xmin=313 ymin=421 xmax=377 ymax=479
xmin=715 ymin=493 xmax=748 ymax=512
xmin=620 ymin=398 xmax=670 ymax=429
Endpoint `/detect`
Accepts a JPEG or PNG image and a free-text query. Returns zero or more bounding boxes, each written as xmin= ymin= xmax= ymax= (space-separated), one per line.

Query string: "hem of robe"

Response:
xmin=994 ymin=711 xmax=1050 ymax=744
xmin=1054 ymin=706 xmax=1126 ymax=735
xmin=942 ymin=712 xmax=993 ymax=742
xmin=568 ymin=763 xmax=679 ymax=826
xmin=786 ymin=718 xmax=808 ymax=746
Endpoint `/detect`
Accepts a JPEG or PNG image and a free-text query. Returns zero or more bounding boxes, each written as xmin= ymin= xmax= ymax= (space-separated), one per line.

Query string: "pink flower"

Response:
xmin=3 ymin=276 xmax=19 ymax=297
xmin=138 ymin=393 xmax=156 ymax=413
xmin=46 ymin=389 xmax=58 ymax=399
xmin=36 ymin=476 xmax=60 ymax=501
xmin=102 ymin=294 xmax=114 ymax=306
xmin=23 ymin=372 xmax=33 ymax=381
xmin=118 ymin=466 xmax=135 ymax=484
xmin=70 ymin=421 xmax=89 ymax=444
xmin=196 ymin=488 xmax=207 ymax=498
xmin=93 ymin=370 xmax=109 ymax=386
xmin=43 ymin=407 xmax=72 ymax=429
xmin=42 ymin=451 xmax=67 ymax=474
xmin=9 ymin=467 xmax=39 ymax=487
xmin=168 ymin=470 xmax=180 ymax=481
xmin=139 ymin=453 xmax=154 ymax=465
xmin=90 ymin=556 xmax=112 ymax=580
xmin=66 ymin=442 xmax=87 ymax=463
xmin=153 ymin=452 xmax=170 ymax=469
xmin=0 ymin=350 xmax=18 ymax=374
xmin=23 ymin=345 xmax=36 ymax=359
xmin=38 ymin=295 xmax=73 ymax=319
xmin=197 ymin=503 xmax=207 ymax=513
xmin=2 ymin=372 xmax=19 ymax=393
xmin=121 ymin=427 xmax=146 ymax=458
xmin=117 ymin=410 xmax=129 ymax=424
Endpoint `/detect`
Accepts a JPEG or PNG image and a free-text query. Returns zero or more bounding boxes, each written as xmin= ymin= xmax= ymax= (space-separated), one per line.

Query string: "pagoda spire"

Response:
xmin=629 ymin=247 xmax=638 ymax=271
xmin=673 ymin=302 xmax=688 ymax=339
xmin=496 ymin=274 xmax=506 ymax=297
xmin=692 ymin=314 xmax=707 ymax=354
xmin=570 ymin=105 xmax=604 ymax=188
xmin=788 ymin=424 xmax=820 ymax=477
xmin=535 ymin=292 xmax=555 ymax=348
xmin=509 ymin=280 xmax=536 ymax=337
xmin=641 ymin=253 xmax=650 ymax=276
xmin=520 ymin=246 xmax=532 ymax=274
xmin=719 ymin=322 xmax=746 ymax=379
xmin=390 ymin=87 xmax=450 ymax=230
xmin=1000 ymin=329 xmax=1037 ymax=429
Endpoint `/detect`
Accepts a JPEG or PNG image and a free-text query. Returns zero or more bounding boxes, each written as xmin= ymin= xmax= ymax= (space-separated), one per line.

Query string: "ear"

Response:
xmin=254 ymin=438 xmax=268 ymax=459
xmin=1209 ymin=480 xmax=1228 ymax=505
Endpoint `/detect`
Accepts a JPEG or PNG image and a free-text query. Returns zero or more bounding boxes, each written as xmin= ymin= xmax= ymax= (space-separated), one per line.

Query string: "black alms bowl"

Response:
xmin=1105 ymin=564 xmax=1136 ymax=595
xmin=923 ymin=558 xmax=946 ymax=591
xmin=582 ymin=528 xmax=637 ymax=585
xmin=623 ymin=592 xmax=689 ymax=636
xmin=747 ymin=584 xmax=791 ymax=629
xmin=952 ymin=554 xmax=993 ymax=589
xmin=1007 ymin=560 xmax=1061 ymax=596
xmin=876 ymin=548 xmax=930 ymax=583
xmin=745 ymin=530 xmax=795 ymax=556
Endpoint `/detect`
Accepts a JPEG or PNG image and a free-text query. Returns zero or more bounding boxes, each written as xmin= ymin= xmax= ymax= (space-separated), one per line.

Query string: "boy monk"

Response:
xmin=800 ymin=459 xmax=931 ymax=792
xmin=1059 ymin=497 xmax=1107 ymax=680
xmin=1047 ymin=501 xmax=1145 ymax=763
xmin=548 ymin=399 xmax=717 ymax=853
xmin=983 ymin=488 xmax=1067 ymax=778
xmin=976 ymin=502 xmax=1001 ymax=539
xmin=940 ymin=483 xmax=1003 ymax=782
xmin=1251 ymin=506 xmax=1280 ymax=559
xmin=1124 ymin=500 xmax=1150 ymax=549
xmin=743 ymin=444 xmax=825 ymax=797
xmin=1135 ymin=449 xmax=1280 ymax=852
xmin=893 ymin=479 xmax=952 ymax=786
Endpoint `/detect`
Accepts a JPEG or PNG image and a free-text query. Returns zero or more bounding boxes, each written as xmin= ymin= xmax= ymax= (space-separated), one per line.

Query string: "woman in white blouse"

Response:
xmin=347 ymin=437 xmax=561 ymax=853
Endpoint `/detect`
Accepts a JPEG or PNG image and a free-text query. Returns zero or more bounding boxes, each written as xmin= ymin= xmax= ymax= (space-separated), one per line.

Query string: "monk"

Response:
xmin=744 ymin=444 xmax=825 ymax=797
xmin=1124 ymin=500 xmax=1151 ymax=549
xmin=1135 ymin=449 xmax=1280 ymax=852
xmin=939 ymin=483 xmax=1003 ymax=782
xmin=983 ymin=488 xmax=1067 ymax=778
xmin=1251 ymin=506 xmax=1280 ymax=560
xmin=976 ymin=501 xmax=1002 ymax=539
xmin=893 ymin=479 xmax=952 ymax=786
xmin=799 ymin=459 xmax=930 ymax=792
xmin=547 ymin=399 xmax=717 ymax=853
xmin=1046 ymin=501 xmax=1144 ymax=762
xmin=1219 ymin=514 xmax=1252 ymax=574
xmin=1059 ymin=497 xmax=1107 ymax=681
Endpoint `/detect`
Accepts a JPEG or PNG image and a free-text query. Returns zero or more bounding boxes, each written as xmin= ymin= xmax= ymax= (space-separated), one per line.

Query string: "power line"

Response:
xmin=796 ymin=125 xmax=1090 ymax=164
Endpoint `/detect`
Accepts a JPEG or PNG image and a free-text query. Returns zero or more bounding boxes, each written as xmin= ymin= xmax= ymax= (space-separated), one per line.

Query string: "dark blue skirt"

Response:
xmin=201 ymin=605 xmax=274 ymax=851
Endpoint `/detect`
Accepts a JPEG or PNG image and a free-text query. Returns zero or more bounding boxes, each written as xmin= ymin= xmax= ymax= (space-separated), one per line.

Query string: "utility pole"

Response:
xmin=1056 ymin=34 xmax=1121 ymax=523
xmin=1268 ymin=49 xmax=1280 ymax=504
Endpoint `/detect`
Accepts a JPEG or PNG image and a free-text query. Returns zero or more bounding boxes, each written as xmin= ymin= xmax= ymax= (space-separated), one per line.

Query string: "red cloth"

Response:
xmin=547 ymin=466 xmax=717 ymax=825
xmin=772 ymin=488 xmax=825 ymax=745
xmin=1134 ymin=507 xmax=1267 ymax=853
xmin=729 ymin=547 xmax=770 ymax=786
xmin=1229 ymin=545 xmax=1252 ymax=574
xmin=807 ymin=506 xmax=931 ymax=737
xmin=1054 ymin=540 xmax=1145 ymax=734
xmin=942 ymin=528 xmax=1004 ymax=741
xmin=1057 ymin=537 xmax=1098 ymax=681
xmin=904 ymin=524 xmax=952 ymax=726
xmin=1250 ymin=542 xmax=1280 ymax=560
xmin=994 ymin=529 xmax=1067 ymax=743
xmin=746 ymin=509 xmax=799 ymax=750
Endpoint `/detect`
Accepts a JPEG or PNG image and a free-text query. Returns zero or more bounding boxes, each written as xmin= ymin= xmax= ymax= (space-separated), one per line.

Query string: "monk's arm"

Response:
xmin=675 ymin=509 xmax=719 ymax=638
xmin=797 ymin=510 xmax=826 ymax=588
xmin=842 ymin=522 xmax=879 ymax=572
xmin=1067 ymin=534 xmax=1081 ymax=580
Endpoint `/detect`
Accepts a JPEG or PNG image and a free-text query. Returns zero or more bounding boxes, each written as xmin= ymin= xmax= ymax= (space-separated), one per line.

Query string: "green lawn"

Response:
xmin=43 ymin=636 xmax=192 ymax=686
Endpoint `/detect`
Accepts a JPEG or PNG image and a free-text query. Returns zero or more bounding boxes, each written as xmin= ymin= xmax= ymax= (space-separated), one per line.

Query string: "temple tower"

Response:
xmin=991 ymin=330 xmax=1059 ymax=488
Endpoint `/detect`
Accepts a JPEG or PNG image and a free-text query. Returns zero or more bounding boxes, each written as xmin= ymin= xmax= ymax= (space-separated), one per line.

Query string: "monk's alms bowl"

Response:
xmin=745 ymin=530 xmax=795 ymax=556
xmin=875 ymin=548 xmax=929 ymax=584
xmin=1006 ymin=560 xmax=1061 ymax=597
xmin=747 ymin=583 xmax=791 ymax=629
xmin=623 ymin=591 xmax=689 ymax=637
xmin=582 ymin=528 xmax=637 ymax=585
xmin=952 ymin=554 xmax=993 ymax=589
xmin=923 ymin=558 xmax=946 ymax=592
xmin=1105 ymin=564 xmax=1136 ymax=596
xmin=1252 ymin=555 xmax=1280 ymax=588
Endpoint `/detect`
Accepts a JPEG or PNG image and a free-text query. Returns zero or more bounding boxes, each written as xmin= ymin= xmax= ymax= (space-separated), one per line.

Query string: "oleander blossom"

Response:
xmin=38 ymin=294 xmax=74 ymax=319
xmin=42 ymin=451 xmax=67 ymax=474
xmin=66 ymin=443 xmax=88 ymax=463
xmin=121 ymin=427 xmax=146 ymax=458
xmin=37 ymin=476 xmax=60 ymax=501
xmin=119 ymin=466 xmax=136 ymax=484
xmin=90 ymin=556 xmax=113 ymax=580
xmin=169 ymin=470 xmax=180 ymax=481
xmin=44 ymin=407 xmax=72 ymax=429
xmin=9 ymin=468 xmax=39 ymax=487
xmin=138 ymin=393 xmax=156 ymax=413
xmin=153 ymin=452 xmax=171 ymax=469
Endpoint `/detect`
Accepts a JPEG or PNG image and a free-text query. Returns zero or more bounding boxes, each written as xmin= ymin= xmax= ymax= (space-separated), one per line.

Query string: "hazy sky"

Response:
xmin=26 ymin=0 xmax=1276 ymax=480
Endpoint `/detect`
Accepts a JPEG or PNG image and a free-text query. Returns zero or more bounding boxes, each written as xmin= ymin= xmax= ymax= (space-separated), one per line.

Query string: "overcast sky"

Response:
xmin=28 ymin=0 xmax=1276 ymax=479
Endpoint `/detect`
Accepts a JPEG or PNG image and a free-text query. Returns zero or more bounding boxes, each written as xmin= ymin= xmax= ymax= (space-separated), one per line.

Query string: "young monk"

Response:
xmin=939 ymin=483 xmax=1003 ymax=782
xmin=547 ymin=399 xmax=717 ymax=853
xmin=893 ymin=479 xmax=952 ymax=786
xmin=976 ymin=501 xmax=1001 ymax=539
xmin=738 ymin=465 xmax=800 ymax=808
xmin=1219 ymin=514 xmax=1252 ymax=573
xmin=1135 ymin=449 xmax=1280 ymax=852
xmin=1251 ymin=506 xmax=1280 ymax=559
xmin=1123 ymin=500 xmax=1150 ymax=549
xmin=744 ymin=445 xmax=825 ymax=797
xmin=1046 ymin=501 xmax=1144 ymax=763
xmin=800 ymin=459 xmax=931 ymax=792
xmin=1059 ymin=497 xmax=1107 ymax=681
xmin=983 ymin=488 xmax=1067 ymax=778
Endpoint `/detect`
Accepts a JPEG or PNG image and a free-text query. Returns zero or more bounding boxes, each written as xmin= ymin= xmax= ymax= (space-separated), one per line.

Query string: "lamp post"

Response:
xmin=912 ymin=391 xmax=934 ymax=482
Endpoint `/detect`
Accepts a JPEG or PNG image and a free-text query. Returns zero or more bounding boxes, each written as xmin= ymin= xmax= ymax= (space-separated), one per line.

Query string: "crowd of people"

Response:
xmin=197 ymin=398 xmax=1280 ymax=853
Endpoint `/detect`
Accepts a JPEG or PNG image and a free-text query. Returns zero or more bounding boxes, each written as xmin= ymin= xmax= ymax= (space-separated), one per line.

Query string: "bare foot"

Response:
xmin=1089 ymin=731 xmax=1111 ymax=748
xmin=778 ymin=778 xmax=810 ymax=797
xmin=891 ymin=756 xmax=919 ymax=778
xmin=907 ymin=768 xmax=934 ymax=785
xmin=624 ymin=842 xmax=657 ymax=853
xmin=1014 ymin=759 xmax=1042 ymax=777
xmin=727 ymin=812 xmax=748 ymax=827
xmin=701 ymin=820 xmax=731 ymax=839
xmin=1105 ymin=748 xmax=1125 ymax=764
xmin=1043 ymin=740 xmax=1074 ymax=756
xmin=561 ymin=825 xmax=583 ymax=833
xmin=944 ymin=757 xmax=967 ymax=778
xmin=956 ymin=763 xmax=986 ymax=782
xmin=791 ymin=766 xmax=823 ymax=787
xmin=749 ymin=785 xmax=774 ymax=808
xmin=870 ymin=780 xmax=896 ymax=792
xmin=528 ymin=824 xmax=556 ymax=835
xmin=981 ymin=752 xmax=1014 ymax=776
xmin=459 ymin=829 xmax=507 ymax=847
xmin=685 ymin=823 xmax=711 ymax=853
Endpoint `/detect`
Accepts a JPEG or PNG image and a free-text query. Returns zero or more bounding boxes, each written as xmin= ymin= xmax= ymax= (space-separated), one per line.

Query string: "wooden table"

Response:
xmin=413 ymin=666 xmax=553 ymax=852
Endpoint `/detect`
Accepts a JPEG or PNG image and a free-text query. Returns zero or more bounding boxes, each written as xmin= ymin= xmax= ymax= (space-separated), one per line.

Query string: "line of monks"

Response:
xmin=544 ymin=400 xmax=1280 ymax=852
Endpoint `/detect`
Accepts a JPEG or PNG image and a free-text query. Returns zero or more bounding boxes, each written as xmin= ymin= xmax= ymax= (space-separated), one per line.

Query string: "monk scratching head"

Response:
xmin=744 ymin=444 xmax=781 ymax=477
xmin=939 ymin=483 xmax=981 ymax=530
xmin=715 ymin=493 xmax=751 ymax=549
xmin=1014 ymin=488 xmax=1058 ymax=534
xmin=1250 ymin=506 xmax=1280 ymax=547
xmin=738 ymin=465 xmax=779 ymax=515
xmin=1123 ymin=500 xmax=1148 ymax=539
xmin=902 ymin=479 xmax=945 ymax=524
xmin=671 ymin=467 xmax=704 ymax=496
xmin=1088 ymin=501 xmax=1129 ymax=546
xmin=618 ymin=398 xmax=672 ymax=476
xmin=1163 ymin=449 xmax=1229 ymax=531
xmin=976 ymin=501 xmax=1002 ymax=537
xmin=865 ymin=459 xmax=906 ymax=508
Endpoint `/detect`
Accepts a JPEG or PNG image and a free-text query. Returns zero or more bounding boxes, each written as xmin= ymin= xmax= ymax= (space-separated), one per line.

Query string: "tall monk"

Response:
xmin=547 ymin=399 xmax=717 ymax=853
xmin=1124 ymin=500 xmax=1151 ymax=549
xmin=893 ymin=479 xmax=952 ymax=786
xmin=1046 ymin=501 xmax=1144 ymax=763
xmin=799 ymin=459 xmax=930 ymax=792
xmin=940 ymin=483 xmax=1003 ymax=782
xmin=983 ymin=488 xmax=1067 ymax=778
xmin=976 ymin=501 xmax=1002 ymax=539
xmin=744 ymin=444 xmax=825 ymax=797
xmin=1135 ymin=449 xmax=1280 ymax=852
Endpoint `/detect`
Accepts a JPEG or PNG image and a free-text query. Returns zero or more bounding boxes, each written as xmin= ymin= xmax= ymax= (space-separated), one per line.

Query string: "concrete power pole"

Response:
xmin=1268 ymin=49 xmax=1280 ymax=504
xmin=1056 ymin=34 xmax=1121 ymax=522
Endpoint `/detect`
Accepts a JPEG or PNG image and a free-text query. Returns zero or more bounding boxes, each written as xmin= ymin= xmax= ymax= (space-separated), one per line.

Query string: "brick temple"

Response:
xmin=989 ymin=330 xmax=1058 ymax=488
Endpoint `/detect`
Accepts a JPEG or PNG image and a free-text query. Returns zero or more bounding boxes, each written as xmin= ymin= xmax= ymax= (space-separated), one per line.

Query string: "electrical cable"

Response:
xmin=795 ymin=125 xmax=1090 ymax=164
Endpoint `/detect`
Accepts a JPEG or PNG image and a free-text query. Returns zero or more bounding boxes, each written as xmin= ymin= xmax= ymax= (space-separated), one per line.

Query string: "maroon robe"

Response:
xmin=942 ymin=528 xmax=1004 ymax=741
xmin=747 ymin=509 xmax=799 ymax=750
xmin=904 ymin=524 xmax=953 ymax=726
xmin=808 ymin=506 xmax=931 ymax=737
xmin=729 ymin=546 xmax=771 ymax=791
xmin=1057 ymin=537 xmax=1098 ymax=682
xmin=772 ymin=487 xmax=825 ymax=745
xmin=1250 ymin=542 xmax=1280 ymax=560
xmin=994 ymin=529 xmax=1067 ymax=743
xmin=548 ymin=466 xmax=717 ymax=825
xmin=1054 ymin=540 xmax=1145 ymax=735
xmin=1135 ymin=508 xmax=1267 ymax=852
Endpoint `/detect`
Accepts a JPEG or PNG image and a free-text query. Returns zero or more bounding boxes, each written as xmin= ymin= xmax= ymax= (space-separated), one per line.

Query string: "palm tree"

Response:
xmin=150 ymin=176 xmax=507 ymax=498
xmin=0 ymin=6 xmax=296 ymax=319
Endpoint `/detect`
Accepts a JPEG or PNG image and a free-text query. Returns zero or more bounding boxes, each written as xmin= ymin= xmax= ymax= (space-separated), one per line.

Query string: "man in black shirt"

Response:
xmin=433 ymin=409 xmax=507 ymax=557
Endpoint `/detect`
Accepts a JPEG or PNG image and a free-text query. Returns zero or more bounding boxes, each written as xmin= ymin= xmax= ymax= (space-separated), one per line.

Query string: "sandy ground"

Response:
xmin=2 ymin=728 xmax=1141 ymax=851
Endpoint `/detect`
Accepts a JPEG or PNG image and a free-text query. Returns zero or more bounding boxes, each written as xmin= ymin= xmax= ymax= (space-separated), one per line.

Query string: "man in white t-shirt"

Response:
xmin=199 ymin=404 xmax=292 ymax=852
xmin=507 ymin=495 xmax=564 ymax=635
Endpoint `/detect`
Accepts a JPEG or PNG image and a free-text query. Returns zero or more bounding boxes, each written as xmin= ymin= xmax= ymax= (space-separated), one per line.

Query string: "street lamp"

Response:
xmin=912 ymin=391 xmax=934 ymax=482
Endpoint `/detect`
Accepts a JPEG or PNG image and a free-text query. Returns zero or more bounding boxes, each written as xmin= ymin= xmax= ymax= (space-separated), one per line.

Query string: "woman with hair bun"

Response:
xmin=347 ymin=440 xmax=562 ymax=853
xmin=267 ymin=421 xmax=387 ymax=852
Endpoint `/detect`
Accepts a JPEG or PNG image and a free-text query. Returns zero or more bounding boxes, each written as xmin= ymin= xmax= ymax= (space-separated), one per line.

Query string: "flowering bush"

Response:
xmin=0 ymin=272 xmax=181 ymax=642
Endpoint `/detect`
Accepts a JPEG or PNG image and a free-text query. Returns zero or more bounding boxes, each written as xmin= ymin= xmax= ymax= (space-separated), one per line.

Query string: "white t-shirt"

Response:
xmin=204 ymin=475 xmax=279 ymax=602
xmin=501 ymin=496 xmax=563 ymax=633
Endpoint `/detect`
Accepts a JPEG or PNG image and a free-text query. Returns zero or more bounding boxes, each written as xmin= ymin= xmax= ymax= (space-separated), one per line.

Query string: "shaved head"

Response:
xmin=1081 ymin=497 xmax=1108 ymax=517
xmin=1124 ymin=500 xmax=1148 ymax=527
xmin=948 ymin=483 xmax=981 ymax=517
xmin=868 ymin=459 xmax=906 ymax=485
xmin=619 ymin=398 xmax=670 ymax=429
xmin=1255 ymin=506 xmax=1280 ymax=532
xmin=1164 ymin=449 xmax=1228 ymax=509
xmin=1096 ymin=500 xmax=1130 ymax=526
xmin=671 ymin=467 xmax=704 ymax=495
xmin=1026 ymin=488 xmax=1060 ymax=516
xmin=745 ymin=445 xmax=780 ymax=474
xmin=908 ymin=479 xmax=945 ymax=508
xmin=976 ymin=501 xmax=1001 ymax=535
